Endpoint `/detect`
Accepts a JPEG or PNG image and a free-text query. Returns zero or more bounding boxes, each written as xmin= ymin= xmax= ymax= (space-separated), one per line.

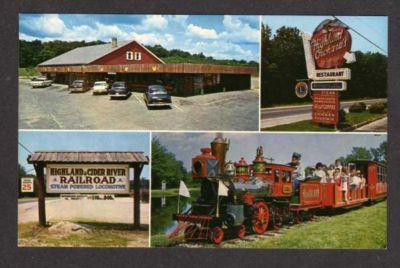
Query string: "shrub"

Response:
xmin=369 ymin=102 xmax=386 ymax=114
xmin=349 ymin=102 xmax=367 ymax=113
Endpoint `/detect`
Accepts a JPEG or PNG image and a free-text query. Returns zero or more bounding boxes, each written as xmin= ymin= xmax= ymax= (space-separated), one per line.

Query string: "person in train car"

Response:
xmin=287 ymin=152 xmax=305 ymax=193
xmin=313 ymin=162 xmax=327 ymax=183
xmin=333 ymin=167 xmax=342 ymax=185
xmin=360 ymin=172 xmax=366 ymax=198
xmin=349 ymin=169 xmax=361 ymax=199
xmin=327 ymin=164 xmax=336 ymax=183
xmin=341 ymin=166 xmax=349 ymax=202
xmin=335 ymin=159 xmax=343 ymax=171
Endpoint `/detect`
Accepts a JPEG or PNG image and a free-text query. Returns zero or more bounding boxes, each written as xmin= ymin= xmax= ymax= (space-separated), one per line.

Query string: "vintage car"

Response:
xmin=109 ymin=81 xmax=131 ymax=99
xmin=92 ymin=81 xmax=110 ymax=95
xmin=30 ymin=76 xmax=52 ymax=88
xmin=143 ymin=85 xmax=172 ymax=108
xmin=69 ymin=80 xmax=91 ymax=93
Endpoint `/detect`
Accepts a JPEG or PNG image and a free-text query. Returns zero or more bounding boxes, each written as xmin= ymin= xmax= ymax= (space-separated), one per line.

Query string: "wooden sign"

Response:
xmin=312 ymin=90 xmax=339 ymax=125
xmin=310 ymin=20 xmax=352 ymax=69
xmin=21 ymin=177 xmax=34 ymax=193
xmin=312 ymin=68 xmax=351 ymax=80
xmin=46 ymin=164 xmax=130 ymax=194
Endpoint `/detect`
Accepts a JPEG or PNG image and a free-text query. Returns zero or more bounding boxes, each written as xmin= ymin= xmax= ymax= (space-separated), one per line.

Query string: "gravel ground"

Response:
xmin=19 ymin=78 xmax=259 ymax=131
xmin=18 ymin=197 xmax=149 ymax=225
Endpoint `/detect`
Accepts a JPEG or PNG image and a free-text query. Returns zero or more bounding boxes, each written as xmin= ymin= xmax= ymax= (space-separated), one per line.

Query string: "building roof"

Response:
xmin=28 ymin=151 xmax=149 ymax=164
xmin=38 ymin=40 xmax=165 ymax=66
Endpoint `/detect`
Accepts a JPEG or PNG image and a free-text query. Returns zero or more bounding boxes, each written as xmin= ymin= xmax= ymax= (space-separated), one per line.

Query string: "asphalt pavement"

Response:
xmin=19 ymin=78 xmax=259 ymax=131
xmin=261 ymin=98 xmax=387 ymax=128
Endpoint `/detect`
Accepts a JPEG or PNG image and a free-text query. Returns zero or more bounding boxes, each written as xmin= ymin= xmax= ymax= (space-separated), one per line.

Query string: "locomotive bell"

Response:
xmin=211 ymin=133 xmax=230 ymax=174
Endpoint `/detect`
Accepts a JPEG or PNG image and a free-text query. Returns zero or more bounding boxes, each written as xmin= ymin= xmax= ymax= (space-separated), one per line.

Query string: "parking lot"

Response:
xmin=19 ymin=78 xmax=259 ymax=130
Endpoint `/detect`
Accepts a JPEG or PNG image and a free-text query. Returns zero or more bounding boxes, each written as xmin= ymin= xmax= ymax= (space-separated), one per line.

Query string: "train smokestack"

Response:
xmin=210 ymin=133 xmax=230 ymax=174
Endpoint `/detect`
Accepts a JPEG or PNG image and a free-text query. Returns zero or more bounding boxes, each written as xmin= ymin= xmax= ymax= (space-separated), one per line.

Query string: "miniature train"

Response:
xmin=169 ymin=135 xmax=387 ymax=245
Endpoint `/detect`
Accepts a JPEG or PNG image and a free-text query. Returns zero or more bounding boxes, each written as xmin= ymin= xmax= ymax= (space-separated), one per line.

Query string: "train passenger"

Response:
xmin=314 ymin=162 xmax=327 ymax=182
xmin=350 ymin=170 xmax=361 ymax=199
xmin=287 ymin=152 xmax=305 ymax=194
xmin=360 ymin=173 xmax=366 ymax=198
xmin=341 ymin=166 xmax=349 ymax=202
xmin=335 ymin=159 xmax=343 ymax=171
xmin=327 ymin=164 xmax=336 ymax=183
xmin=333 ymin=168 xmax=341 ymax=185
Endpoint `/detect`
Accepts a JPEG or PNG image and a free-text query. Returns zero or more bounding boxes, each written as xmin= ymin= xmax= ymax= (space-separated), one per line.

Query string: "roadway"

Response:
xmin=261 ymin=98 xmax=387 ymax=128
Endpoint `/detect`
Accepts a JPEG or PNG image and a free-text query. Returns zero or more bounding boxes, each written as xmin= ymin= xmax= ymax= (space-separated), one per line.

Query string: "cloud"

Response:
xmin=184 ymin=40 xmax=255 ymax=61
xmin=167 ymin=15 xmax=189 ymax=26
xmin=220 ymin=15 xmax=259 ymax=43
xmin=130 ymin=32 xmax=174 ymax=45
xmin=139 ymin=15 xmax=168 ymax=30
xmin=21 ymin=14 xmax=66 ymax=36
xmin=186 ymin=24 xmax=218 ymax=39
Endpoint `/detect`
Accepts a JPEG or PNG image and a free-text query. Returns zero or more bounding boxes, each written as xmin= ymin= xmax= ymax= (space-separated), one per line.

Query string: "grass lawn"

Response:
xmin=19 ymin=67 xmax=39 ymax=77
xmin=226 ymin=200 xmax=387 ymax=249
xmin=152 ymin=187 xmax=200 ymax=198
xmin=263 ymin=111 xmax=386 ymax=132
xmin=18 ymin=220 xmax=149 ymax=247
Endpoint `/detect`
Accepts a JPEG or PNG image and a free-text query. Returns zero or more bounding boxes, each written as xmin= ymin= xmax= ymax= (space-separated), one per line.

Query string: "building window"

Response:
xmin=134 ymin=52 xmax=141 ymax=61
xmin=126 ymin=51 xmax=134 ymax=60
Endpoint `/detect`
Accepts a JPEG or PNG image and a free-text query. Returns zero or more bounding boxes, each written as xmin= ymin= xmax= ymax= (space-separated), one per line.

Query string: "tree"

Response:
xmin=151 ymin=138 xmax=190 ymax=189
xmin=370 ymin=141 xmax=387 ymax=163
xmin=260 ymin=24 xmax=388 ymax=107
xmin=18 ymin=164 xmax=27 ymax=179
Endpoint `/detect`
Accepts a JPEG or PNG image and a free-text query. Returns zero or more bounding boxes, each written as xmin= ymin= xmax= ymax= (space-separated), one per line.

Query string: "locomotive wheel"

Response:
xmin=252 ymin=201 xmax=270 ymax=234
xmin=237 ymin=224 xmax=246 ymax=239
xmin=210 ymin=227 xmax=224 ymax=245
xmin=184 ymin=225 xmax=199 ymax=241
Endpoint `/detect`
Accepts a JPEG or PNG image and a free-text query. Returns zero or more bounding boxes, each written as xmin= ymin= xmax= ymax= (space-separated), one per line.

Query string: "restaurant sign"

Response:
xmin=312 ymin=90 xmax=339 ymax=125
xmin=312 ymin=68 xmax=351 ymax=80
xmin=310 ymin=19 xmax=352 ymax=69
xmin=46 ymin=164 xmax=130 ymax=194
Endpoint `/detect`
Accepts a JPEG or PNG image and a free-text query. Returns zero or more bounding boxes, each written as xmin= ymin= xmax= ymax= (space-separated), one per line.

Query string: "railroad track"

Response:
xmin=174 ymin=215 xmax=329 ymax=248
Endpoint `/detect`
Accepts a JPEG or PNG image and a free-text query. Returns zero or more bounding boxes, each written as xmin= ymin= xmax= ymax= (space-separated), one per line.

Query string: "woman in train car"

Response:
xmin=333 ymin=167 xmax=341 ymax=185
xmin=341 ymin=166 xmax=349 ymax=202
xmin=313 ymin=162 xmax=327 ymax=182
xmin=350 ymin=170 xmax=361 ymax=199
xmin=327 ymin=164 xmax=336 ymax=183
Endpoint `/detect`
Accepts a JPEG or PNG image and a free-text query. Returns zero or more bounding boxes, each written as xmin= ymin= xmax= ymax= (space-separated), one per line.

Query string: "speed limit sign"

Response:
xmin=21 ymin=177 xmax=34 ymax=193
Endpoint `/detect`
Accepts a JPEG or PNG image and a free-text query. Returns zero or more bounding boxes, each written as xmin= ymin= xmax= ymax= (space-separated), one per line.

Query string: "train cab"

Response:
xmin=262 ymin=163 xmax=294 ymax=198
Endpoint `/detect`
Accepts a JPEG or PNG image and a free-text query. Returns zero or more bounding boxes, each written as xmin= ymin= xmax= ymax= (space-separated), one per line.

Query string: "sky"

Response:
xmin=18 ymin=131 xmax=150 ymax=179
xmin=262 ymin=15 xmax=388 ymax=55
xmin=19 ymin=14 xmax=260 ymax=61
xmin=154 ymin=132 xmax=386 ymax=170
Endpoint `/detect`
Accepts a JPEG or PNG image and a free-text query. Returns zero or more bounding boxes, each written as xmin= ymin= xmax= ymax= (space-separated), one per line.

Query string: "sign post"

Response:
xmin=297 ymin=19 xmax=355 ymax=128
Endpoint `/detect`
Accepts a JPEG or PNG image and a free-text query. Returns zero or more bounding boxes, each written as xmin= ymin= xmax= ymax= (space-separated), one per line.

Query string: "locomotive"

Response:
xmin=169 ymin=135 xmax=387 ymax=245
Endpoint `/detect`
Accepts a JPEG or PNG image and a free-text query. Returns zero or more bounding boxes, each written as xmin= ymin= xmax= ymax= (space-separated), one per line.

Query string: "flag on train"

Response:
xmin=179 ymin=180 xmax=191 ymax=198
xmin=218 ymin=180 xmax=229 ymax=196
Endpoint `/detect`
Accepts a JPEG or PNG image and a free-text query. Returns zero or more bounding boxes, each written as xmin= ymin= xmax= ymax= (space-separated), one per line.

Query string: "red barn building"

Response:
xmin=37 ymin=38 xmax=257 ymax=96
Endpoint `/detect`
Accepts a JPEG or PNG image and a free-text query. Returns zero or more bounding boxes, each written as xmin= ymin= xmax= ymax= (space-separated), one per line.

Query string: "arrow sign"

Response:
xmin=343 ymin=51 xmax=356 ymax=64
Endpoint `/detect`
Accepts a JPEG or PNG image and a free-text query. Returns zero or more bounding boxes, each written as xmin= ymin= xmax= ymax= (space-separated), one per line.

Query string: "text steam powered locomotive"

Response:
xmin=169 ymin=135 xmax=387 ymax=245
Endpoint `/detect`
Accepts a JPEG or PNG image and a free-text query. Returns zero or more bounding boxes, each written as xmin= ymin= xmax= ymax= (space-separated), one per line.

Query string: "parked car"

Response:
xmin=30 ymin=76 xmax=52 ymax=88
xmin=109 ymin=81 xmax=131 ymax=99
xmin=92 ymin=81 xmax=109 ymax=95
xmin=69 ymin=80 xmax=91 ymax=93
xmin=143 ymin=85 xmax=172 ymax=108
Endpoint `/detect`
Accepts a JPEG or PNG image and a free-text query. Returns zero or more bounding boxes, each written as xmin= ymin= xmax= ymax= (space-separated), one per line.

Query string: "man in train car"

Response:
xmin=287 ymin=152 xmax=305 ymax=194
xmin=313 ymin=162 xmax=327 ymax=183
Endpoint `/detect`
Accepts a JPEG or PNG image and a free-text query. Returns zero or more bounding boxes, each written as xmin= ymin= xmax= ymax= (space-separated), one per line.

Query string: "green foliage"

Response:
xmin=19 ymin=39 xmax=106 ymax=67
xmin=349 ymin=102 xmax=366 ymax=113
xmin=369 ymin=102 xmax=386 ymax=113
xmin=224 ymin=201 xmax=386 ymax=249
xmin=151 ymin=138 xmax=191 ymax=189
xmin=19 ymin=39 xmax=258 ymax=68
xmin=260 ymin=24 xmax=388 ymax=107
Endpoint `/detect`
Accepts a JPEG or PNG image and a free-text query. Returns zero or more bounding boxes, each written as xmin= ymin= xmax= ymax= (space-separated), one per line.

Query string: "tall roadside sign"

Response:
xmin=296 ymin=19 xmax=356 ymax=127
